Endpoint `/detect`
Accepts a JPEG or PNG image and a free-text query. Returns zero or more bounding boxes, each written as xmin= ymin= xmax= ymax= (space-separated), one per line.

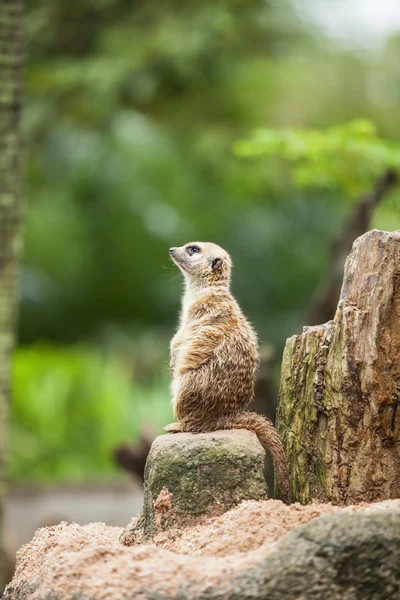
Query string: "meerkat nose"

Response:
xmin=169 ymin=247 xmax=176 ymax=254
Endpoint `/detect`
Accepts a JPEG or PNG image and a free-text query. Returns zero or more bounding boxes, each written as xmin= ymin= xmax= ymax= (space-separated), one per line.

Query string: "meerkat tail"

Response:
xmin=229 ymin=412 xmax=290 ymax=504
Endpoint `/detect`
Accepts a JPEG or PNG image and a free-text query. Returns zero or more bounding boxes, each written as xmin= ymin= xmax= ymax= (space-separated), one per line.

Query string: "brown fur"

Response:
xmin=165 ymin=242 xmax=290 ymax=503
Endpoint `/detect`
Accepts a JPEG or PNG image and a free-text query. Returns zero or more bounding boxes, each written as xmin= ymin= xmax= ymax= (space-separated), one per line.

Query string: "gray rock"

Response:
xmin=121 ymin=429 xmax=268 ymax=542
xmin=223 ymin=510 xmax=400 ymax=600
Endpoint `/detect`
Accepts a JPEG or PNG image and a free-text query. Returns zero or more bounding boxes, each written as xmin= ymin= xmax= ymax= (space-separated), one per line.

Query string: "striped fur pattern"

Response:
xmin=166 ymin=242 xmax=290 ymax=503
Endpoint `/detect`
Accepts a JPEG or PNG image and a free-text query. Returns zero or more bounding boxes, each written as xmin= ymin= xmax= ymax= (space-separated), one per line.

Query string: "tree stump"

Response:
xmin=121 ymin=429 xmax=268 ymax=543
xmin=277 ymin=229 xmax=400 ymax=504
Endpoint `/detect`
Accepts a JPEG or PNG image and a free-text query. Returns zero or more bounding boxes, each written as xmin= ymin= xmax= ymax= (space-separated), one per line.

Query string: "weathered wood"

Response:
xmin=277 ymin=229 xmax=400 ymax=504
xmin=0 ymin=0 xmax=24 ymax=589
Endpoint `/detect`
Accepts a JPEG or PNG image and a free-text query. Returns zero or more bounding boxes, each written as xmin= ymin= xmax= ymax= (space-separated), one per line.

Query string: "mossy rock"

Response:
xmin=122 ymin=429 xmax=268 ymax=542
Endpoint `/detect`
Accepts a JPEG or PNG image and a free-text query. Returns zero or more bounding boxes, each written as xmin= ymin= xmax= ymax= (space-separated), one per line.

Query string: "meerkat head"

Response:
xmin=169 ymin=242 xmax=232 ymax=287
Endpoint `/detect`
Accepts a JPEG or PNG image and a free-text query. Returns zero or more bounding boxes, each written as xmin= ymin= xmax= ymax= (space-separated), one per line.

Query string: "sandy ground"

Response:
xmin=7 ymin=498 xmax=400 ymax=600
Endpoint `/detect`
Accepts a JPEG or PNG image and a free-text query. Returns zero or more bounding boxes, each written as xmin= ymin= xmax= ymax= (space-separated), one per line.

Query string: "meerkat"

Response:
xmin=164 ymin=241 xmax=290 ymax=504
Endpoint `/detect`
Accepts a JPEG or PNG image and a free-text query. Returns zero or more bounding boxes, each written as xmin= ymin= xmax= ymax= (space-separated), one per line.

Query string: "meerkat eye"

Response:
xmin=187 ymin=245 xmax=200 ymax=256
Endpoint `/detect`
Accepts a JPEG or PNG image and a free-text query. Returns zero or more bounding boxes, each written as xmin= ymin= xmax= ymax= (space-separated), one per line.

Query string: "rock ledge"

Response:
xmin=5 ymin=499 xmax=400 ymax=600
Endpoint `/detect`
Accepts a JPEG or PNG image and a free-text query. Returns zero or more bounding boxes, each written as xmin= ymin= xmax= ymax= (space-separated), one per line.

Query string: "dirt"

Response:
xmin=7 ymin=498 xmax=400 ymax=600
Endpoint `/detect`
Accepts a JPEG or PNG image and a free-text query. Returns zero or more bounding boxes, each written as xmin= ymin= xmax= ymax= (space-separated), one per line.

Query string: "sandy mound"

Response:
xmin=6 ymin=498 xmax=400 ymax=600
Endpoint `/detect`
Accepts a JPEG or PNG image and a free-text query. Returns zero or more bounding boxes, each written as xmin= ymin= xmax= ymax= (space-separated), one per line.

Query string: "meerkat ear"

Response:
xmin=211 ymin=257 xmax=222 ymax=271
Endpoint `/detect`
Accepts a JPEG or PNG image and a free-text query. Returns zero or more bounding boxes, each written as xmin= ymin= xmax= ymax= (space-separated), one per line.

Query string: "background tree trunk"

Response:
xmin=277 ymin=229 xmax=400 ymax=505
xmin=0 ymin=0 xmax=24 ymax=590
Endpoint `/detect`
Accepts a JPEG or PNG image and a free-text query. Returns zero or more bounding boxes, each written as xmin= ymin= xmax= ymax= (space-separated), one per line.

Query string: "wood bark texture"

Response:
xmin=277 ymin=229 xmax=400 ymax=505
xmin=0 ymin=0 xmax=24 ymax=589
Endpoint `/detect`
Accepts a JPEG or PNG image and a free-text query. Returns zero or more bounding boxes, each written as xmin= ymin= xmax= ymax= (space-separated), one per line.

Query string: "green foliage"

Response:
xmin=10 ymin=346 xmax=171 ymax=482
xmin=15 ymin=1 xmax=400 ymax=486
xmin=235 ymin=120 xmax=400 ymax=196
xmin=21 ymin=0 xmax=338 ymax=345
xmin=22 ymin=3 xmax=400 ymax=346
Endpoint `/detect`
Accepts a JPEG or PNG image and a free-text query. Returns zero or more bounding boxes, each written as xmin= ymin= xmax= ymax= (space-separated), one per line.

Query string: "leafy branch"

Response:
xmin=235 ymin=120 xmax=399 ymax=325
xmin=234 ymin=119 xmax=400 ymax=197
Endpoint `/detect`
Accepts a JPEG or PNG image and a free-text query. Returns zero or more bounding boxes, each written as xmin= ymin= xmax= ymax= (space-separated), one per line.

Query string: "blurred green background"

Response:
xmin=12 ymin=0 xmax=400 ymax=484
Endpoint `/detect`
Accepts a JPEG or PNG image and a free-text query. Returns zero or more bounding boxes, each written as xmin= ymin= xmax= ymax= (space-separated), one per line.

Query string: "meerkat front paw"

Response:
xmin=163 ymin=421 xmax=184 ymax=433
